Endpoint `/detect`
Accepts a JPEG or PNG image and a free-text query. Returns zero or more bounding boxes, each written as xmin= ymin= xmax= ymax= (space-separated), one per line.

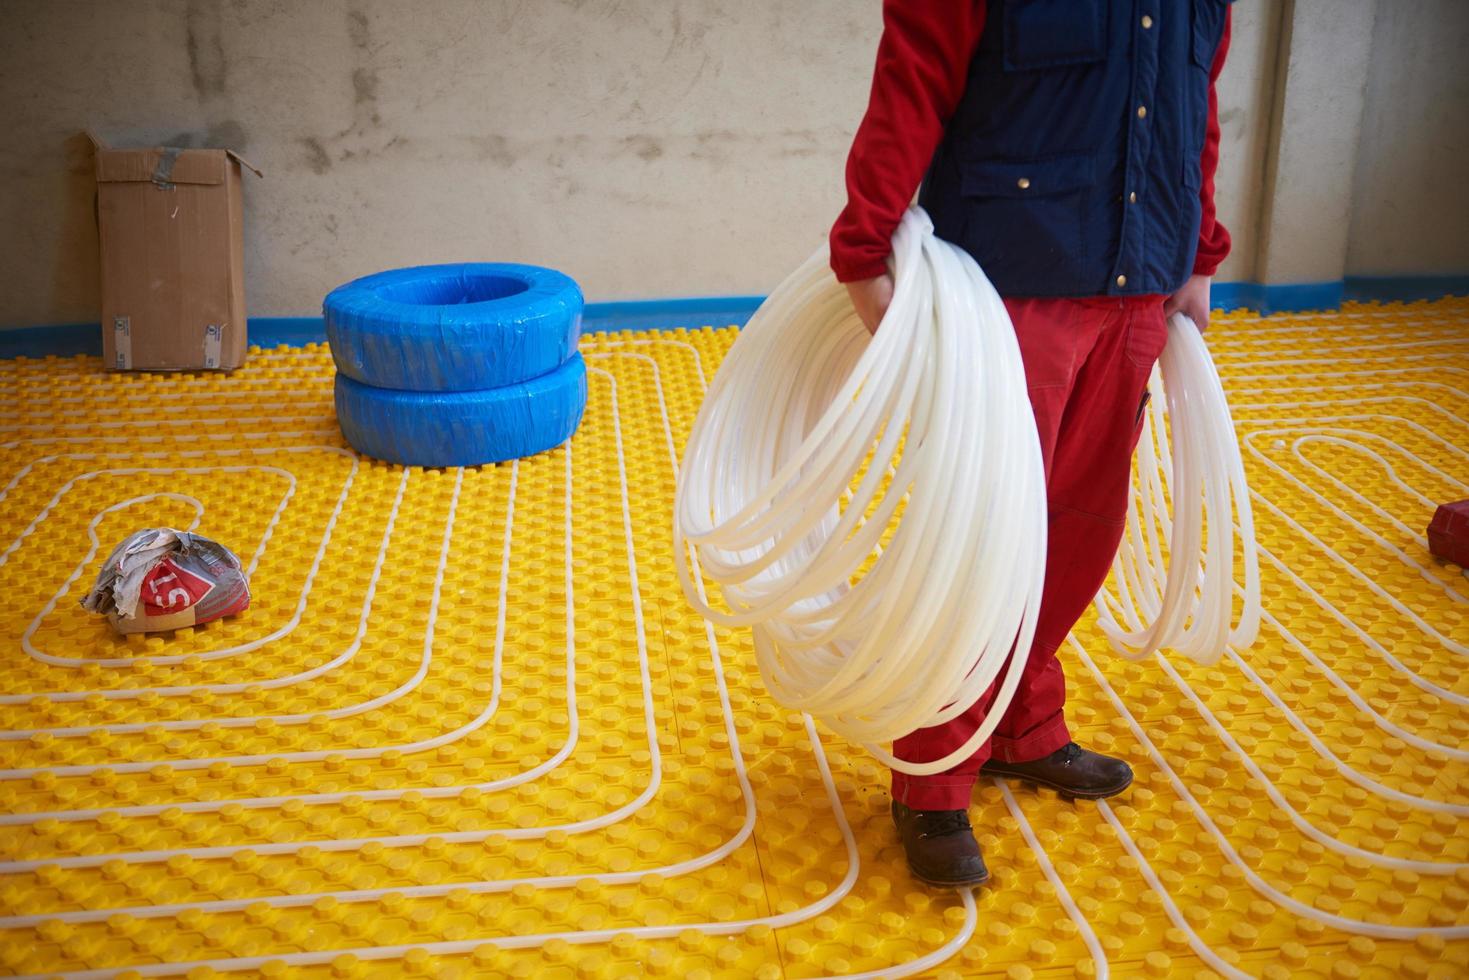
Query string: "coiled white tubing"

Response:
xmin=1094 ymin=313 xmax=1262 ymax=665
xmin=675 ymin=208 xmax=1049 ymax=776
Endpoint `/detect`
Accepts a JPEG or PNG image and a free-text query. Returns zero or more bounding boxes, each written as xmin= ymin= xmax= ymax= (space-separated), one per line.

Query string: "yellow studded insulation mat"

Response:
xmin=0 ymin=301 xmax=1466 ymax=979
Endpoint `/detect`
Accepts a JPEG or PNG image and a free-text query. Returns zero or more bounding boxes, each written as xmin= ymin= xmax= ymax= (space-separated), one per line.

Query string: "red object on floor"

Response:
xmin=891 ymin=295 xmax=1168 ymax=811
xmin=1428 ymin=500 xmax=1469 ymax=567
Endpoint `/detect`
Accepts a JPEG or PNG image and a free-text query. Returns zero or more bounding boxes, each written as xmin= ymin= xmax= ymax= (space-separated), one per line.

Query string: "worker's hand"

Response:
xmin=846 ymin=273 xmax=894 ymax=335
xmin=1165 ymin=274 xmax=1212 ymax=333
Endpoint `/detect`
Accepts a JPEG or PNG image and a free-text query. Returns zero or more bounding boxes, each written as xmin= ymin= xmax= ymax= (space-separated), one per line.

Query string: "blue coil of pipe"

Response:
xmin=324 ymin=263 xmax=583 ymax=392
xmin=334 ymin=354 xmax=587 ymax=468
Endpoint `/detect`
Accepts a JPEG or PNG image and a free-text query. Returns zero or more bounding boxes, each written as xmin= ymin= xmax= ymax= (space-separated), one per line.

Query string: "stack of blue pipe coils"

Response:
xmin=324 ymin=263 xmax=587 ymax=467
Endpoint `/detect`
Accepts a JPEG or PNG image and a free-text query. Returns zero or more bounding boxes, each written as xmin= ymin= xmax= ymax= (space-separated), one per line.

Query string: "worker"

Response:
xmin=829 ymin=0 xmax=1233 ymax=887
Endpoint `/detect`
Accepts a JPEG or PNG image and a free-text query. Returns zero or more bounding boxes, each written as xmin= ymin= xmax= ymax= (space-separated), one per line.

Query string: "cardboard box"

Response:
xmin=88 ymin=131 xmax=261 ymax=371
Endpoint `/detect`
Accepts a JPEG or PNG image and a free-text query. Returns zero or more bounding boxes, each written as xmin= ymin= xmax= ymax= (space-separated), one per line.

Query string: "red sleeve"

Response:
xmin=1192 ymin=8 xmax=1232 ymax=277
xmin=829 ymin=1 xmax=989 ymax=283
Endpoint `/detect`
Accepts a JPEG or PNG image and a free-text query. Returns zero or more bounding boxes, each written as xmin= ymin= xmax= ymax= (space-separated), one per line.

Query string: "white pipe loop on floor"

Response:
xmin=675 ymin=208 xmax=1049 ymax=775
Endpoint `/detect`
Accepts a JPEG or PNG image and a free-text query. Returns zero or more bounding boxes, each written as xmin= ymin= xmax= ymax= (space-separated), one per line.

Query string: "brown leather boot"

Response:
xmin=891 ymin=801 xmax=990 ymax=888
xmin=981 ymin=742 xmax=1133 ymax=799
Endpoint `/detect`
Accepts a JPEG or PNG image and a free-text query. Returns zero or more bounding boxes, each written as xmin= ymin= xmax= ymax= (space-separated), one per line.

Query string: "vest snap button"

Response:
xmin=1142 ymin=14 xmax=1154 ymax=29
xmin=1116 ymin=275 xmax=1128 ymax=287
xmin=1017 ymin=177 xmax=1031 ymax=190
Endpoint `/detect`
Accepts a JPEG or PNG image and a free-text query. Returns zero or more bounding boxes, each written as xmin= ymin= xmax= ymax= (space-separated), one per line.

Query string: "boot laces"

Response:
xmin=1056 ymin=742 xmax=1085 ymax=764
xmin=916 ymin=809 xmax=972 ymax=839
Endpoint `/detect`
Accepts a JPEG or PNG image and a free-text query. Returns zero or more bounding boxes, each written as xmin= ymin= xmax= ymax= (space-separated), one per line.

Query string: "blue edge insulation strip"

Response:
xmin=3 ymin=276 xmax=1466 ymax=360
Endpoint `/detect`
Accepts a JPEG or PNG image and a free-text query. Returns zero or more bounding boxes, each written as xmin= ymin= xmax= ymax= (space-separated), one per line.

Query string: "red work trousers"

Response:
xmin=890 ymin=295 xmax=1169 ymax=811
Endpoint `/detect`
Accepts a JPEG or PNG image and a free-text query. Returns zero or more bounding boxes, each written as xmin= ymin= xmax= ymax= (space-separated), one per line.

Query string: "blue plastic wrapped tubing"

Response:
xmin=324 ymin=263 xmax=584 ymax=392
xmin=334 ymin=354 xmax=588 ymax=468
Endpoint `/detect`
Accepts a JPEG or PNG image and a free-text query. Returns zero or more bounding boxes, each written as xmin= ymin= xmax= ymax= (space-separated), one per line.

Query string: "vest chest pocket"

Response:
xmin=1003 ymin=0 xmax=1109 ymax=71
xmin=961 ymin=153 xmax=1097 ymax=268
xmin=962 ymin=152 xmax=1096 ymax=199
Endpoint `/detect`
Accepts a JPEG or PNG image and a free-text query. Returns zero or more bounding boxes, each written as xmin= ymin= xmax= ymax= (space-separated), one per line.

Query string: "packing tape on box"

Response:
xmin=112 ymin=315 xmax=132 ymax=370
xmin=203 ymin=323 xmax=223 ymax=370
xmin=151 ymin=146 xmax=182 ymax=190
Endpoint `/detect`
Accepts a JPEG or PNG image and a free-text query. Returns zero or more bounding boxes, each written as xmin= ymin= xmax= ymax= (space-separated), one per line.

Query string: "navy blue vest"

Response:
xmin=917 ymin=0 xmax=1231 ymax=298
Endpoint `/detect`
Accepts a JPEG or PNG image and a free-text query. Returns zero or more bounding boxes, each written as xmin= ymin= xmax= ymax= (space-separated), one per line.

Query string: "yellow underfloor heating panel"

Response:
xmin=0 ymin=299 xmax=1465 ymax=979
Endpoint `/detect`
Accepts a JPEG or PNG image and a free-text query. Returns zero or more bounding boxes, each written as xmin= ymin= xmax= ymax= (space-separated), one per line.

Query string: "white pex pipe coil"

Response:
xmin=675 ymin=207 xmax=1259 ymax=775
xmin=675 ymin=208 xmax=1048 ymax=776
xmin=1094 ymin=312 xmax=1262 ymax=665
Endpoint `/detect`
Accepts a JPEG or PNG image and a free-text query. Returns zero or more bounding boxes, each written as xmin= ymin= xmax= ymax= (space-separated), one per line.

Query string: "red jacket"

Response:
xmin=830 ymin=1 xmax=1232 ymax=286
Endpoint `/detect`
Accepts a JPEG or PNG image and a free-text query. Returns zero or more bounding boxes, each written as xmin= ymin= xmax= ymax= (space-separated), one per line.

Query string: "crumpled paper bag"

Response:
xmin=82 ymin=528 xmax=251 ymax=634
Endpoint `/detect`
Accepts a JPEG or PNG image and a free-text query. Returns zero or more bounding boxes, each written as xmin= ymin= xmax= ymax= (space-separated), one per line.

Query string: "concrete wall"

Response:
xmin=0 ymin=0 xmax=875 ymax=325
xmin=1252 ymin=0 xmax=1379 ymax=285
xmin=1212 ymin=1 xmax=1280 ymax=288
xmin=1346 ymin=0 xmax=1469 ymax=276
xmin=0 ymin=0 xmax=1461 ymax=327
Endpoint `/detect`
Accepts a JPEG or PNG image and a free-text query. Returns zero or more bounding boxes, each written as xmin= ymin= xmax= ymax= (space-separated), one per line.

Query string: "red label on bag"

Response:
xmin=140 ymin=558 xmax=215 ymax=617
